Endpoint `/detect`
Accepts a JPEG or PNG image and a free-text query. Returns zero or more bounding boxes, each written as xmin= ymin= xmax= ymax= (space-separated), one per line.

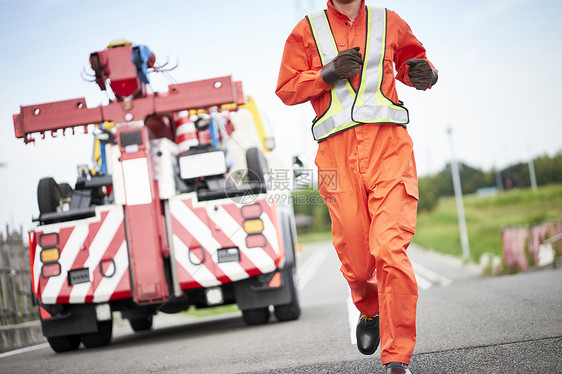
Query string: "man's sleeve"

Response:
xmin=390 ymin=10 xmax=437 ymax=88
xmin=275 ymin=19 xmax=332 ymax=106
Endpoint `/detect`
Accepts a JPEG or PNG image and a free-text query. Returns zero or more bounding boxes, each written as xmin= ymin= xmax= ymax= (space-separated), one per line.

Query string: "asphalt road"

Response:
xmin=1 ymin=242 xmax=561 ymax=373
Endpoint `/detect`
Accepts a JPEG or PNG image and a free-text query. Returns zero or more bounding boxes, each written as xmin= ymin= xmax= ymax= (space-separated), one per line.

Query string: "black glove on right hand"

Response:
xmin=321 ymin=47 xmax=363 ymax=85
xmin=406 ymin=59 xmax=437 ymax=90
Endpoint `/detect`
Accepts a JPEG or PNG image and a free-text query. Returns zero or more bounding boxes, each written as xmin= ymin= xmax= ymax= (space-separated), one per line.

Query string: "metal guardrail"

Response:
xmin=544 ymin=232 xmax=562 ymax=244
xmin=0 ymin=226 xmax=39 ymax=326
xmin=502 ymin=219 xmax=562 ymax=271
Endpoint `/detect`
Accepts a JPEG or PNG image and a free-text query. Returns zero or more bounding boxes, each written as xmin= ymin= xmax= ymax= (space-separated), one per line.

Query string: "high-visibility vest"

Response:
xmin=307 ymin=6 xmax=409 ymax=142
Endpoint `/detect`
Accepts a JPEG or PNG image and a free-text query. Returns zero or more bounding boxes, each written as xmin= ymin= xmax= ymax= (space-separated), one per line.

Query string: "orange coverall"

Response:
xmin=276 ymin=0 xmax=434 ymax=365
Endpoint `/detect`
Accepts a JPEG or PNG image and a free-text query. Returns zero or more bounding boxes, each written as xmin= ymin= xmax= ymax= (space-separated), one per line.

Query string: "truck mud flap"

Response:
xmin=41 ymin=304 xmax=98 ymax=338
xmin=233 ymin=267 xmax=294 ymax=310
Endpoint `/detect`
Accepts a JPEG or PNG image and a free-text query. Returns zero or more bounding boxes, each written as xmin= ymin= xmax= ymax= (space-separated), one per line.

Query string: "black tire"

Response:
xmin=80 ymin=320 xmax=113 ymax=348
xmin=274 ymin=269 xmax=301 ymax=322
xmin=274 ymin=296 xmax=301 ymax=322
xmin=37 ymin=177 xmax=61 ymax=214
xmin=129 ymin=315 xmax=153 ymax=332
xmin=242 ymin=307 xmax=270 ymax=326
xmin=47 ymin=334 xmax=81 ymax=353
xmin=58 ymin=183 xmax=73 ymax=200
xmin=245 ymin=147 xmax=268 ymax=184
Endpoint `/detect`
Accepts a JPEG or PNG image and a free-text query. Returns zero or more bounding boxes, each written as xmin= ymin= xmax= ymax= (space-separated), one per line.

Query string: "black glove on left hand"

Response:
xmin=321 ymin=47 xmax=363 ymax=85
xmin=406 ymin=59 xmax=437 ymax=90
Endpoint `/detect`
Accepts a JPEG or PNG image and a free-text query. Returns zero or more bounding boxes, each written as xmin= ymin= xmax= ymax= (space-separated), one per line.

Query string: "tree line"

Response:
xmin=418 ymin=151 xmax=562 ymax=211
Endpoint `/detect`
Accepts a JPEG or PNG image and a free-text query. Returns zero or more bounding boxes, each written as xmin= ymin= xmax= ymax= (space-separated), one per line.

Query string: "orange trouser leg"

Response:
xmin=315 ymin=124 xmax=419 ymax=365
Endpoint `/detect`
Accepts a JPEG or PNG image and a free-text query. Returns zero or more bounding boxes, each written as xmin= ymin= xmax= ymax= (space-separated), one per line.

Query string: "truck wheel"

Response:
xmin=245 ymin=147 xmax=268 ymax=184
xmin=274 ymin=297 xmax=301 ymax=322
xmin=242 ymin=307 xmax=270 ymax=326
xmin=80 ymin=320 xmax=112 ymax=348
xmin=129 ymin=315 xmax=153 ymax=332
xmin=47 ymin=334 xmax=81 ymax=353
xmin=274 ymin=270 xmax=301 ymax=322
xmin=37 ymin=177 xmax=62 ymax=214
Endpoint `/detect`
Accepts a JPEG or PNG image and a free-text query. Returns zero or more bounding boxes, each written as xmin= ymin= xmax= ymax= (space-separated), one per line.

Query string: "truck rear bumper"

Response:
xmin=40 ymin=304 xmax=98 ymax=338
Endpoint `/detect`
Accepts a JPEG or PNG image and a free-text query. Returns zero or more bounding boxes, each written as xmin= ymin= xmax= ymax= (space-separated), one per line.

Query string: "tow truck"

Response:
xmin=12 ymin=40 xmax=300 ymax=352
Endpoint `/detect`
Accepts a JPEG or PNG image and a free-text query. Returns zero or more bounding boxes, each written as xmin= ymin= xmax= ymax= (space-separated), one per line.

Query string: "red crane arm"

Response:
xmin=13 ymin=76 xmax=244 ymax=143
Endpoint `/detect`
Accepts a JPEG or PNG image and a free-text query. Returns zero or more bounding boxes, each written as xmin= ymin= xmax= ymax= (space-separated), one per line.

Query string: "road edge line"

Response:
xmin=0 ymin=343 xmax=50 ymax=359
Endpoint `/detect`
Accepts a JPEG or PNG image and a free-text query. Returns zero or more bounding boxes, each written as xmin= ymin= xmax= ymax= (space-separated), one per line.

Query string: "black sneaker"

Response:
xmin=356 ymin=313 xmax=380 ymax=355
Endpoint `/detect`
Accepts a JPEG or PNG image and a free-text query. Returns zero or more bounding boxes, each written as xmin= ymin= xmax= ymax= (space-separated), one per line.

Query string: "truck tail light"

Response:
xmin=39 ymin=232 xmax=59 ymax=248
xmin=40 ymin=248 xmax=60 ymax=263
xmin=39 ymin=232 xmax=62 ymax=278
xmin=246 ymin=234 xmax=266 ymax=248
xmin=241 ymin=204 xmax=262 ymax=219
xmin=243 ymin=219 xmax=264 ymax=234
xmin=41 ymin=263 xmax=61 ymax=278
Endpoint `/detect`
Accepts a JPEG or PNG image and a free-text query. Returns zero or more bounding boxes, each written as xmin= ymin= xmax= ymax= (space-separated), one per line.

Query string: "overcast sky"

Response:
xmin=1 ymin=0 xmax=561 ymax=230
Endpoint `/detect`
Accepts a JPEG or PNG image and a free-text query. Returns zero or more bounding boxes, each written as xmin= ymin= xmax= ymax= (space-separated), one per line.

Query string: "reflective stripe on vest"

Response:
xmin=307 ymin=6 xmax=409 ymax=142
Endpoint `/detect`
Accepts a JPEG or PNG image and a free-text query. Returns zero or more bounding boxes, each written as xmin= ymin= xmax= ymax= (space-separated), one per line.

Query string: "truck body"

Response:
xmin=13 ymin=41 xmax=300 ymax=352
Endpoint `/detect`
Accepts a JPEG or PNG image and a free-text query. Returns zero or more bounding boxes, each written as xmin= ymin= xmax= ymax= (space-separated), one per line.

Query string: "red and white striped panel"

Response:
xmin=31 ymin=206 xmax=131 ymax=305
xmin=169 ymin=193 xmax=284 ymax=290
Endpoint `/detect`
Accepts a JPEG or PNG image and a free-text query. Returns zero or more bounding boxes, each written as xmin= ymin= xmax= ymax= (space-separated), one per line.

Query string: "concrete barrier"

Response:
xmin=502 ymin=219 xmax=562 ymax=271
xmin=0 ymin=320 xmax=46 ymax=353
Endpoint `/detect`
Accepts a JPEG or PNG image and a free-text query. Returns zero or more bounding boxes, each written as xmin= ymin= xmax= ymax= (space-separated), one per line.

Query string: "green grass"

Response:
xmin=414 ymin=184 xmax=562 ymax=262
xmin=181 ymin=304 xmax=240 ymax=318
xmin=297 ymin=231 xmax=332 ymax=243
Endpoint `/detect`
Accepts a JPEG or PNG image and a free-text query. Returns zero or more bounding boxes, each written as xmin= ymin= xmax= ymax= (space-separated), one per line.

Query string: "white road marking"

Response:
xmin=297 ymin=248 xmax=329 ymax=291
xmin=347 ymin=293 xmax=359 ymax=345
xmin=414 ymin=271 xmax=433 ymax=291
xmin=411 ymin=261 xmax=452 ymax=287
xmin=0 ymin=343 xmax=50 ymax=359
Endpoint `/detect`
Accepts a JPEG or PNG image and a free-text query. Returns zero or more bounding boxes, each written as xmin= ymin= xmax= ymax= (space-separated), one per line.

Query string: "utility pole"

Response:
xmin=528 ymin=158 xmax=538 ymax=190
xmin=494 ymin=167 xmax=503 ymax=192
xmin=447 ymin=128 xmax=470 ymax=261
